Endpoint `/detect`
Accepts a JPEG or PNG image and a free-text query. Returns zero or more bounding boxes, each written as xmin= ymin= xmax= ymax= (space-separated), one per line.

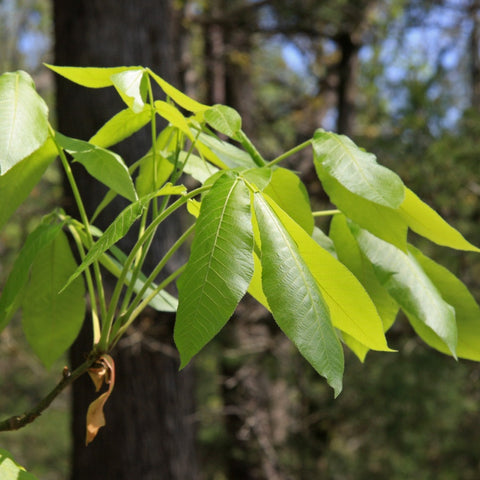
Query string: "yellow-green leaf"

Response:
xmin=266 ymin=196 xmax=391 ymax=353
xmin=399 ymin=187 xmax=480 ymax=252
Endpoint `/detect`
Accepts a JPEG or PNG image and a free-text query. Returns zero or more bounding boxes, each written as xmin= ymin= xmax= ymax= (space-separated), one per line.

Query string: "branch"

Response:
xmin=0 ymin=358 xmax=94 ymax=432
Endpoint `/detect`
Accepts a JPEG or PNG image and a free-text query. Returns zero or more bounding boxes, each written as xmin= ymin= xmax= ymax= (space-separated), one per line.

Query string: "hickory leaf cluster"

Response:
xmin=1 ymin=66 xmax=480 ymax=476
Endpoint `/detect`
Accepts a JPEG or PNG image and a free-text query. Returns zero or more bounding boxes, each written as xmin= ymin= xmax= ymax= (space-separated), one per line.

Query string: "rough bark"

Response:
xmin=53 ymin=1 xmax=197 ymax=479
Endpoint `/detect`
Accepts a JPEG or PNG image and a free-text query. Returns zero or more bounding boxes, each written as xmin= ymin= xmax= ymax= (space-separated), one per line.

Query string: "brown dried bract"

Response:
xmin=85 ymin=354 xmax=115 ymax=446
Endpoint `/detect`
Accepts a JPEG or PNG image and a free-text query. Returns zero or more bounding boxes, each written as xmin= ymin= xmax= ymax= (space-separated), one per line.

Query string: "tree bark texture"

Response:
xmin=53 ymin=1 xmax=197 ymax=479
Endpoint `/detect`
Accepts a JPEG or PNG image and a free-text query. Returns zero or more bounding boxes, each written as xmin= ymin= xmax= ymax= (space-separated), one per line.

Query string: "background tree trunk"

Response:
xmin=53 ymin=1 xmax=198 ymax=479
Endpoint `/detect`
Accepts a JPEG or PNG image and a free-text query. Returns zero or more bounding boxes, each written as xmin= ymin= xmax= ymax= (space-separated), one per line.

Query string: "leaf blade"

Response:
xmin=55 ymin=132 xmax=137 ymax=202
xmin=408 ymin=245 xmax=480 ymax=360
xmin=350 ymin=223 xmax=458 ymax=356
xmin=45 ymin=64 xmax=141 ymax=88
xmin=0 ymin=70 xmax=49 ymax=173
xmin=0 ymin=137 xmax=57 ymax=230
xmin=265 ymin=196 xmax=390 ymax=353
xmin=399 ymin=187 xmax=480 ymax=252
xmin=175 ymin=173 xmax=254 ymax=367
xmin=22 ymin=230 xmax=86 ymax=368
xmin=312 ymin=129 xmax=405 ymax=208
xmin=315 ymin=162 xmax=408 ymax=250
xmin=0 ymin=221 xmax=64 ymax=331
xmin=89 ymin=107 xmax=151 ymax=148
xmin=254 ymin=192 xmax=344 ymax=396
xmin=64 ymin=198 xmax=147 ymax=289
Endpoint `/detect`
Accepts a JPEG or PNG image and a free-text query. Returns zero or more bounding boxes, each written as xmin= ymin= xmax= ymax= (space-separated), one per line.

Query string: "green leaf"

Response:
xmin=89 ymin=106 xmax=151 ymax=148
xmin=100 ymin=250 xmax=178 ymax=312
xmin=315 ymin=165 xmax=408 ymax=250
xmin=111 ymin=69 xmax=147 ymax=113
xmin=204 ymin=104 xmax=242 ymax=138
xmin=264 ymin=167 xmax=314 ymax=234
xmin=312 ymin=226 xmax=337 ymax=258
xmin=312 ymin=129 xmax=405 ymax=208
xmin=266 ymin=196 xmax=390 ymax=353
xmin=64 ymin=197 xmax=148 ymax=290
xmin=22 ymin=230 xmax=85 ymax=368
xmin=0 ymin=448 xmax=39 ymax=480
xmin=350 ymin=223 xmax=458 ymax=357
xmin=239 ymin=167 xmax=272 ymax=191
xmin=0 ymin=137 xmax=57 ymax=230
xmin=175 ymin=173 xmax=254 ymax=368
xmin=254 ymin=192 xmax=344 ymax=396
xmin=0 ymin=221 xmax=64 ymax=331
xmin=330 ymin=214 xmax=399 ymax=332
xmin=136 ymin=152 xmax=174 ymax=197
xmin=0 ymin=70 xmax=49 ymax=173
xmin=196 ymin=132 xmax=254 ymax=169
xmin=178 ymin=151 xmax=219 ymax=184
xmin=408 ymin=245 xmax=480 ymax=360
xmin=147 ymin=68 xmax=209 ymax=113
xmin=55 ymin=132 xmax=137 ymax=202
xmin=329 ymin=214 xmax=399 ymax=360
xmin=154 ymin=100 xmax=194 ymax=140
xmin=399 ymin=187 xmax=480 ymax=252
xmin=45 ymin=64 xmax=140 ymax=88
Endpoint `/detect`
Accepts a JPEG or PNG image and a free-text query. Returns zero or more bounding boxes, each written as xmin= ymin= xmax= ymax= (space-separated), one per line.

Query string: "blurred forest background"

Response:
xmin=1 ymin=0 xmax=480 ymax=479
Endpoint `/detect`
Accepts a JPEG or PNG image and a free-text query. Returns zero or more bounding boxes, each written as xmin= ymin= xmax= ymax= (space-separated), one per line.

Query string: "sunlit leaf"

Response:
xmin=154 ymin=100 xmax=194 ymax=140
xmin=147 ymin=68 xmax=209 ymax=113
xmin=0 ymin=70 xmax=49 ymax=173
xmin=175 ymin=172 xmax=254 ymax=368
xmin=179 ymin=151 xmax=219 ymax=184
xmin=312 ymin=226 xmax=337 ymax=258
xmin=315 ymin=165 xmax=408 ymax=250
xmin=196 ymin=132 xmax=253 ymax=168
xmin=265 ymin=196 xmax=390 ymax=353
xmin=89 ymin=106 xmax=151 ymax=148
xmin=350 ymin=223 xmax=457 ymax=357
xmin=111 ymin=69 xmax=147 ymax=113
xmin=254 ymin=192 xmax=344 ymax=396
xmin=408 ymin=245 xmax=480 ymax=360
xmin=264 ymin=167 xmax=314 ymax=234
xmin=313 ymin=129 xmax=405 ymax=208
xmin=0 ymin=448 xmax=39 ymax=480
xmin=399 ymin=187 xmax=480 ymax=252
xmin=55 ymin=132 xmax=137 ymax=202
xmin=329 ymin=214 xmax=399 ymax=361
xmin=0 ymin=137 xmax=57 ymax=230
xmin=204 ymin=104 xmax=242 ymax=138
xmin=45 ymin=64 xmax=140 ymax=88
xmin=21 ymin=230 xmax=85 ymax=368
xmin=136 ymin=152 xmax=174 ymax=196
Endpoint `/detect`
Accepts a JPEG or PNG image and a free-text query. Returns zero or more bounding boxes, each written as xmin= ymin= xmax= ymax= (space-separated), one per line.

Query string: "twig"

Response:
xmin=0 ymin=358 xmax=94 ymax=432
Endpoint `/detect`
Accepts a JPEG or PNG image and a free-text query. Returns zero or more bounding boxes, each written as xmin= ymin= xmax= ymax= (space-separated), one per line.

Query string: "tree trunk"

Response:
xmin=53 ymin=1 xmax=198 ymax=479
xmin=335 ymin=31 xmax=359 ymax=136
xmin=469 ymin=0 xmax=480 ymax=110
